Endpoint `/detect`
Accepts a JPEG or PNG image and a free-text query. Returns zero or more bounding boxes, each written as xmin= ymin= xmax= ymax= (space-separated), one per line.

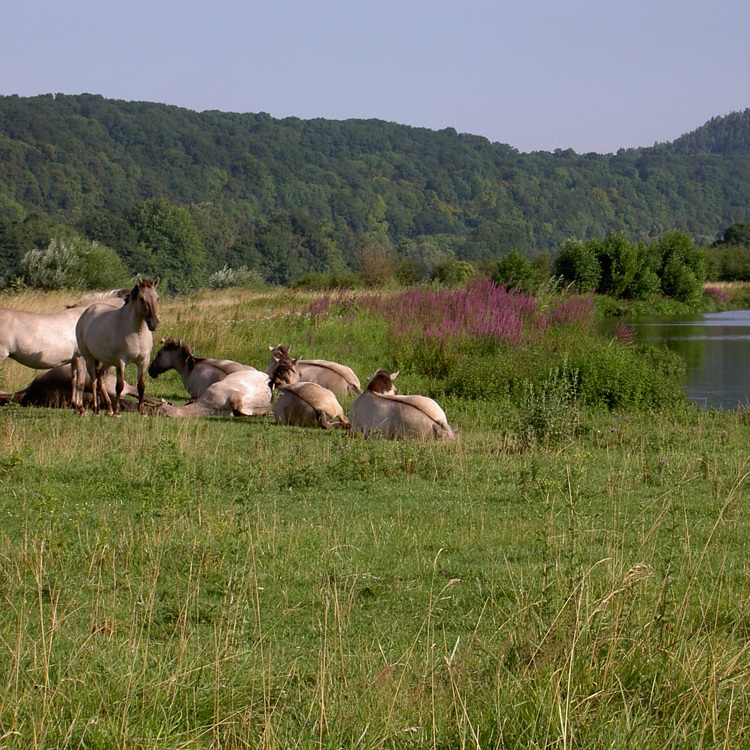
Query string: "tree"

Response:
xmin=596 ymin=233 xmax=639 ymax=298
xmin=360 ymin=242 xmax=396 ymax=287
xmin=653 ymin=229 xmax=705 ymax=303
xmin=553 ymin=239 xmax=600 ymax=292
xmin=127 ymin=199 xmax=207 ymax=293
xmin=431 ymin=252 xmax=475 ymax=287
xmin=492 ymin=250 xmax=537 ymax=292
xmin=717 ymin=222 xmax=750 ymax=247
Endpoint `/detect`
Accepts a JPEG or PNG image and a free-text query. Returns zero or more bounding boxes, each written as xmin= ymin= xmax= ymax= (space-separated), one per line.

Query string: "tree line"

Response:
xmin=2 ymin=95 xmax=750 ymax=293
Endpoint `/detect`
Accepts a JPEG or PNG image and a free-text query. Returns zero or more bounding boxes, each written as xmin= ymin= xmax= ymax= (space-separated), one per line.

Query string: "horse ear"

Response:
xmin=391 ymin=370 xmax=399 ymax=380
xmin=160 ymin=337 xmax=166 ymax=344
xmin=153 ymin=276 xmax=160 ymax=288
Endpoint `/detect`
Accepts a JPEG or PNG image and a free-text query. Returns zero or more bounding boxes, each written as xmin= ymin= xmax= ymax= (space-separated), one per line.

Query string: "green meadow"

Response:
xmin=0 ymin=286 xmax=749 ymax=749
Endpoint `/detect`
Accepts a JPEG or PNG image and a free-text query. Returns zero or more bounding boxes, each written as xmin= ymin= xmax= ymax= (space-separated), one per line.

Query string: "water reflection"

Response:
xmin=629 ymin=310 xmax=750 ymax=410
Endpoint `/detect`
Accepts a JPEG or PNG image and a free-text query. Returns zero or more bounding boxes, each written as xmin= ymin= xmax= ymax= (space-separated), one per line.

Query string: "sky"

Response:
xmin=2 ymin=0 xmax=750 ymax=154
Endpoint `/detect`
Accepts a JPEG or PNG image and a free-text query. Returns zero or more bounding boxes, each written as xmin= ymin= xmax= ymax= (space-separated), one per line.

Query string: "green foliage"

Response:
xmin=127 ymin=199 xmax=207 ymax=293
xmin=704 ymin=243 xmax=750 ymax=281
xmin=18 ymin=234 xmax=130 ymax=290
xmin=553 ymin=239 xmax=601 ymax=292
xmin=716 ymin=221 xmax=750 ymax=246
xmin=430 ymin=252 xmax=475 ymax=287
xmin=555 ymin=231 xmax=703 ymax=303
xmin=569 ymin=342 xmax=686 ymax=410
xmin=653 ymin=229 xmax=706 ymax=303
xmin=3 ymin=95 xmax=750 ymax=290
xmin=518 ymin=361 xmax=581 ymax=446
xmin=493 ymin=249 xmax=539 ymax=292
xmin=206 ymin=265 xmax=266 ymax=290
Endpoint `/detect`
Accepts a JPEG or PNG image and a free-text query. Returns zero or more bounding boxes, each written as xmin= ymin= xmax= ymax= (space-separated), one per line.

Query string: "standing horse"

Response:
xmin=148 ymin=338 xmax=256 ymax=399
xmin=0 ymin=289 xmax=128 ymax=372
xmin=72 ymin=277 xmax=160 ymax=415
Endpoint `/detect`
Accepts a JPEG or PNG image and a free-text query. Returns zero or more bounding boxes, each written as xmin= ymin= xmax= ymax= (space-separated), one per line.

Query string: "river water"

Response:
xmin=629 ymin=310 xmax=750 ymax=410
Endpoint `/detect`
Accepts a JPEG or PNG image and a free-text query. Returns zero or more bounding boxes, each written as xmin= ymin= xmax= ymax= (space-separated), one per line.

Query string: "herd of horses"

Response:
xmin=0 ymin=277 xmax=455 ymax=439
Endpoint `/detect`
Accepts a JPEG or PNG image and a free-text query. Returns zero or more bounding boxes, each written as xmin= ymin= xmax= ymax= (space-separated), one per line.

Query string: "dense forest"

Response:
xmin=1 ymin=93 xmax=750 ymax=291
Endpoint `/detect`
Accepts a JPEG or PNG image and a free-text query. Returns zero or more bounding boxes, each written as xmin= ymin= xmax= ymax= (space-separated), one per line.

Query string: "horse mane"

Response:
xmin=268 ymin=354 xmax=299 ymax=388
xmin=160 ymin=337 xmax=199 ymax=371
xmin=366 ymin=369 xmax=397 ymax=394
xmin=67 ymin=287 xmax=131 ymax=309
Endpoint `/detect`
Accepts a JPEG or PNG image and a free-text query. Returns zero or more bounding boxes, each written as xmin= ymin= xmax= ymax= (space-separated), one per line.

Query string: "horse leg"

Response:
xmin=71 ymin=355 xmax=83 ymax=413
xmin=136 ymin=363 xmax=146 ymax=415
xmin=97 ymin=365 xmax=115 ymax=416
xmin=113 ymin=362 xmax=126 ymax=416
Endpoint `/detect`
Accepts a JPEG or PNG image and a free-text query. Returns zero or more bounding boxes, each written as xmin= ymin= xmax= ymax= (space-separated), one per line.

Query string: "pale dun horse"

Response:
xmin=72 ymin=277 xmax=160 ymax=415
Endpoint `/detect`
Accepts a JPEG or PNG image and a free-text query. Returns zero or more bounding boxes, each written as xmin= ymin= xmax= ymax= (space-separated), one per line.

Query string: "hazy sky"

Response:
xmin=3 ymin=0 xmax=749 ymax=153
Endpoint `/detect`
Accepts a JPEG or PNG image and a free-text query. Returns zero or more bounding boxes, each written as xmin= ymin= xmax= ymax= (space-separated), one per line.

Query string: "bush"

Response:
xmin=492 ymin=250 xmax=539 ymax=293
xmin=430 ymin=253 xmax=475 ymax=287
xmin=207 ymin=265 xmax=266 ymax=290
xmin=569 ymin=343 xmax=686 ymax=411
xmin=518 ymin=361 xmax=581 ymax=447
xmin=19 ymin=235 xmax=130 ymax=290
xmin=654 ymin=230 xmax=705 ymax=303
xmin=553 ymin=239 xmax=601 ymax=292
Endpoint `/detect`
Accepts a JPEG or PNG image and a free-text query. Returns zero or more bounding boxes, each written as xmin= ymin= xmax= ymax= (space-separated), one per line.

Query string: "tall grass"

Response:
xmin=0 ymin=285 xmax=748 ymax=748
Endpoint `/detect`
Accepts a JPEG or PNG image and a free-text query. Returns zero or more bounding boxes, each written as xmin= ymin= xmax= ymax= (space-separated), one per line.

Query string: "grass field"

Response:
xmin=1 ymin=287 xmax=749 ymax=749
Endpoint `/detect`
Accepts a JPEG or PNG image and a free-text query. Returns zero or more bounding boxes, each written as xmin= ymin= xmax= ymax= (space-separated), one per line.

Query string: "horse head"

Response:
xmin=268 ymin=355 xmax=301 ymax=389
xmin=149 ymin=337 xmax=193 ymax=378
xmin=132 ymin=276 xmax=160 ymax=332
xmin=366 ymin=369 xmax=399 ymax=395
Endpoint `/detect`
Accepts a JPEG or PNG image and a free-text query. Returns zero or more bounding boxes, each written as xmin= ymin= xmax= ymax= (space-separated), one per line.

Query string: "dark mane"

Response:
xmin=366 ymin=369 xmax=395 ymax=394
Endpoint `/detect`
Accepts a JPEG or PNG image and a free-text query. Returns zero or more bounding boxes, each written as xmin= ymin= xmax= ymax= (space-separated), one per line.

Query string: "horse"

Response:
xmin=348 ymin=369 xmax=455 ymax=439
xmin=3 ymin=363 xmax=163 ymax=411
xmin=148 ymin=338 xmax=256 ymax=399
xmin=157 ymin=369 xmax=272 ymax=418
xmin=268 ymin=354 xmax=349 ymax=429
xmin=267 ymin=344 xmax=360 ymax=398
xmin=0 ymin=289 xmax=128 ymax=373
xmin=72 ymin=277 xmax=160 ymax=416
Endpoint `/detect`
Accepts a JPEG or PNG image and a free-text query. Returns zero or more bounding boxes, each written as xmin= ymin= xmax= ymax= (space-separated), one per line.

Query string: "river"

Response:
xmin=629 ymin=310 xmax=750 ymax=410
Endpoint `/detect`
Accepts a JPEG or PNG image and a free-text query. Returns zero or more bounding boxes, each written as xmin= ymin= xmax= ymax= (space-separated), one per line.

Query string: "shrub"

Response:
xmin=553 ymin=239 xmax=601 ymax=292
xmin=655 ymin=230 xmax=706 ymax=303
xmin=492 ymin=250 xmax=539 ymax=293
xmin=569 ymin=343 xmax=686 ymax=411
xmin=207 ymin=265 xmax=266 ymax=290
xmin=19 ymin=235 xmax=130 ymax=290
xmin=430 ymin=253 xmax=475 ymax=287
xmin=518 ymin=361 xmax=581 ymax=447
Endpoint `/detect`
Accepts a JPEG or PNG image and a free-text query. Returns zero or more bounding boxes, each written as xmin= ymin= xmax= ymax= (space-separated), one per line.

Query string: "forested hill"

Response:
xmin=1 ymin=93 xmax=750 ymax=284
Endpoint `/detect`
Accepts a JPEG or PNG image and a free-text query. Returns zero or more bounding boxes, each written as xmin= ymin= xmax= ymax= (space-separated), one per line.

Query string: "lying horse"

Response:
xmin=157 ymin=370 xmax=272 ymax=417
xmin=268 ymin=354 xmax=349 ymax=429
xmin=348 ymin=369 xmax=455 ymax=439
xmin=4 ymin=364 xmax=162 ymax=411
xmin=0 ymin=289 xmax=128 ymax=372
xmin=149 ymin=338 xmax=256 ymax=399
xmin=72 ymin=277 xmax=160 ymax=416
xmin=267 ymin=344 xmax=360 ymax=398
